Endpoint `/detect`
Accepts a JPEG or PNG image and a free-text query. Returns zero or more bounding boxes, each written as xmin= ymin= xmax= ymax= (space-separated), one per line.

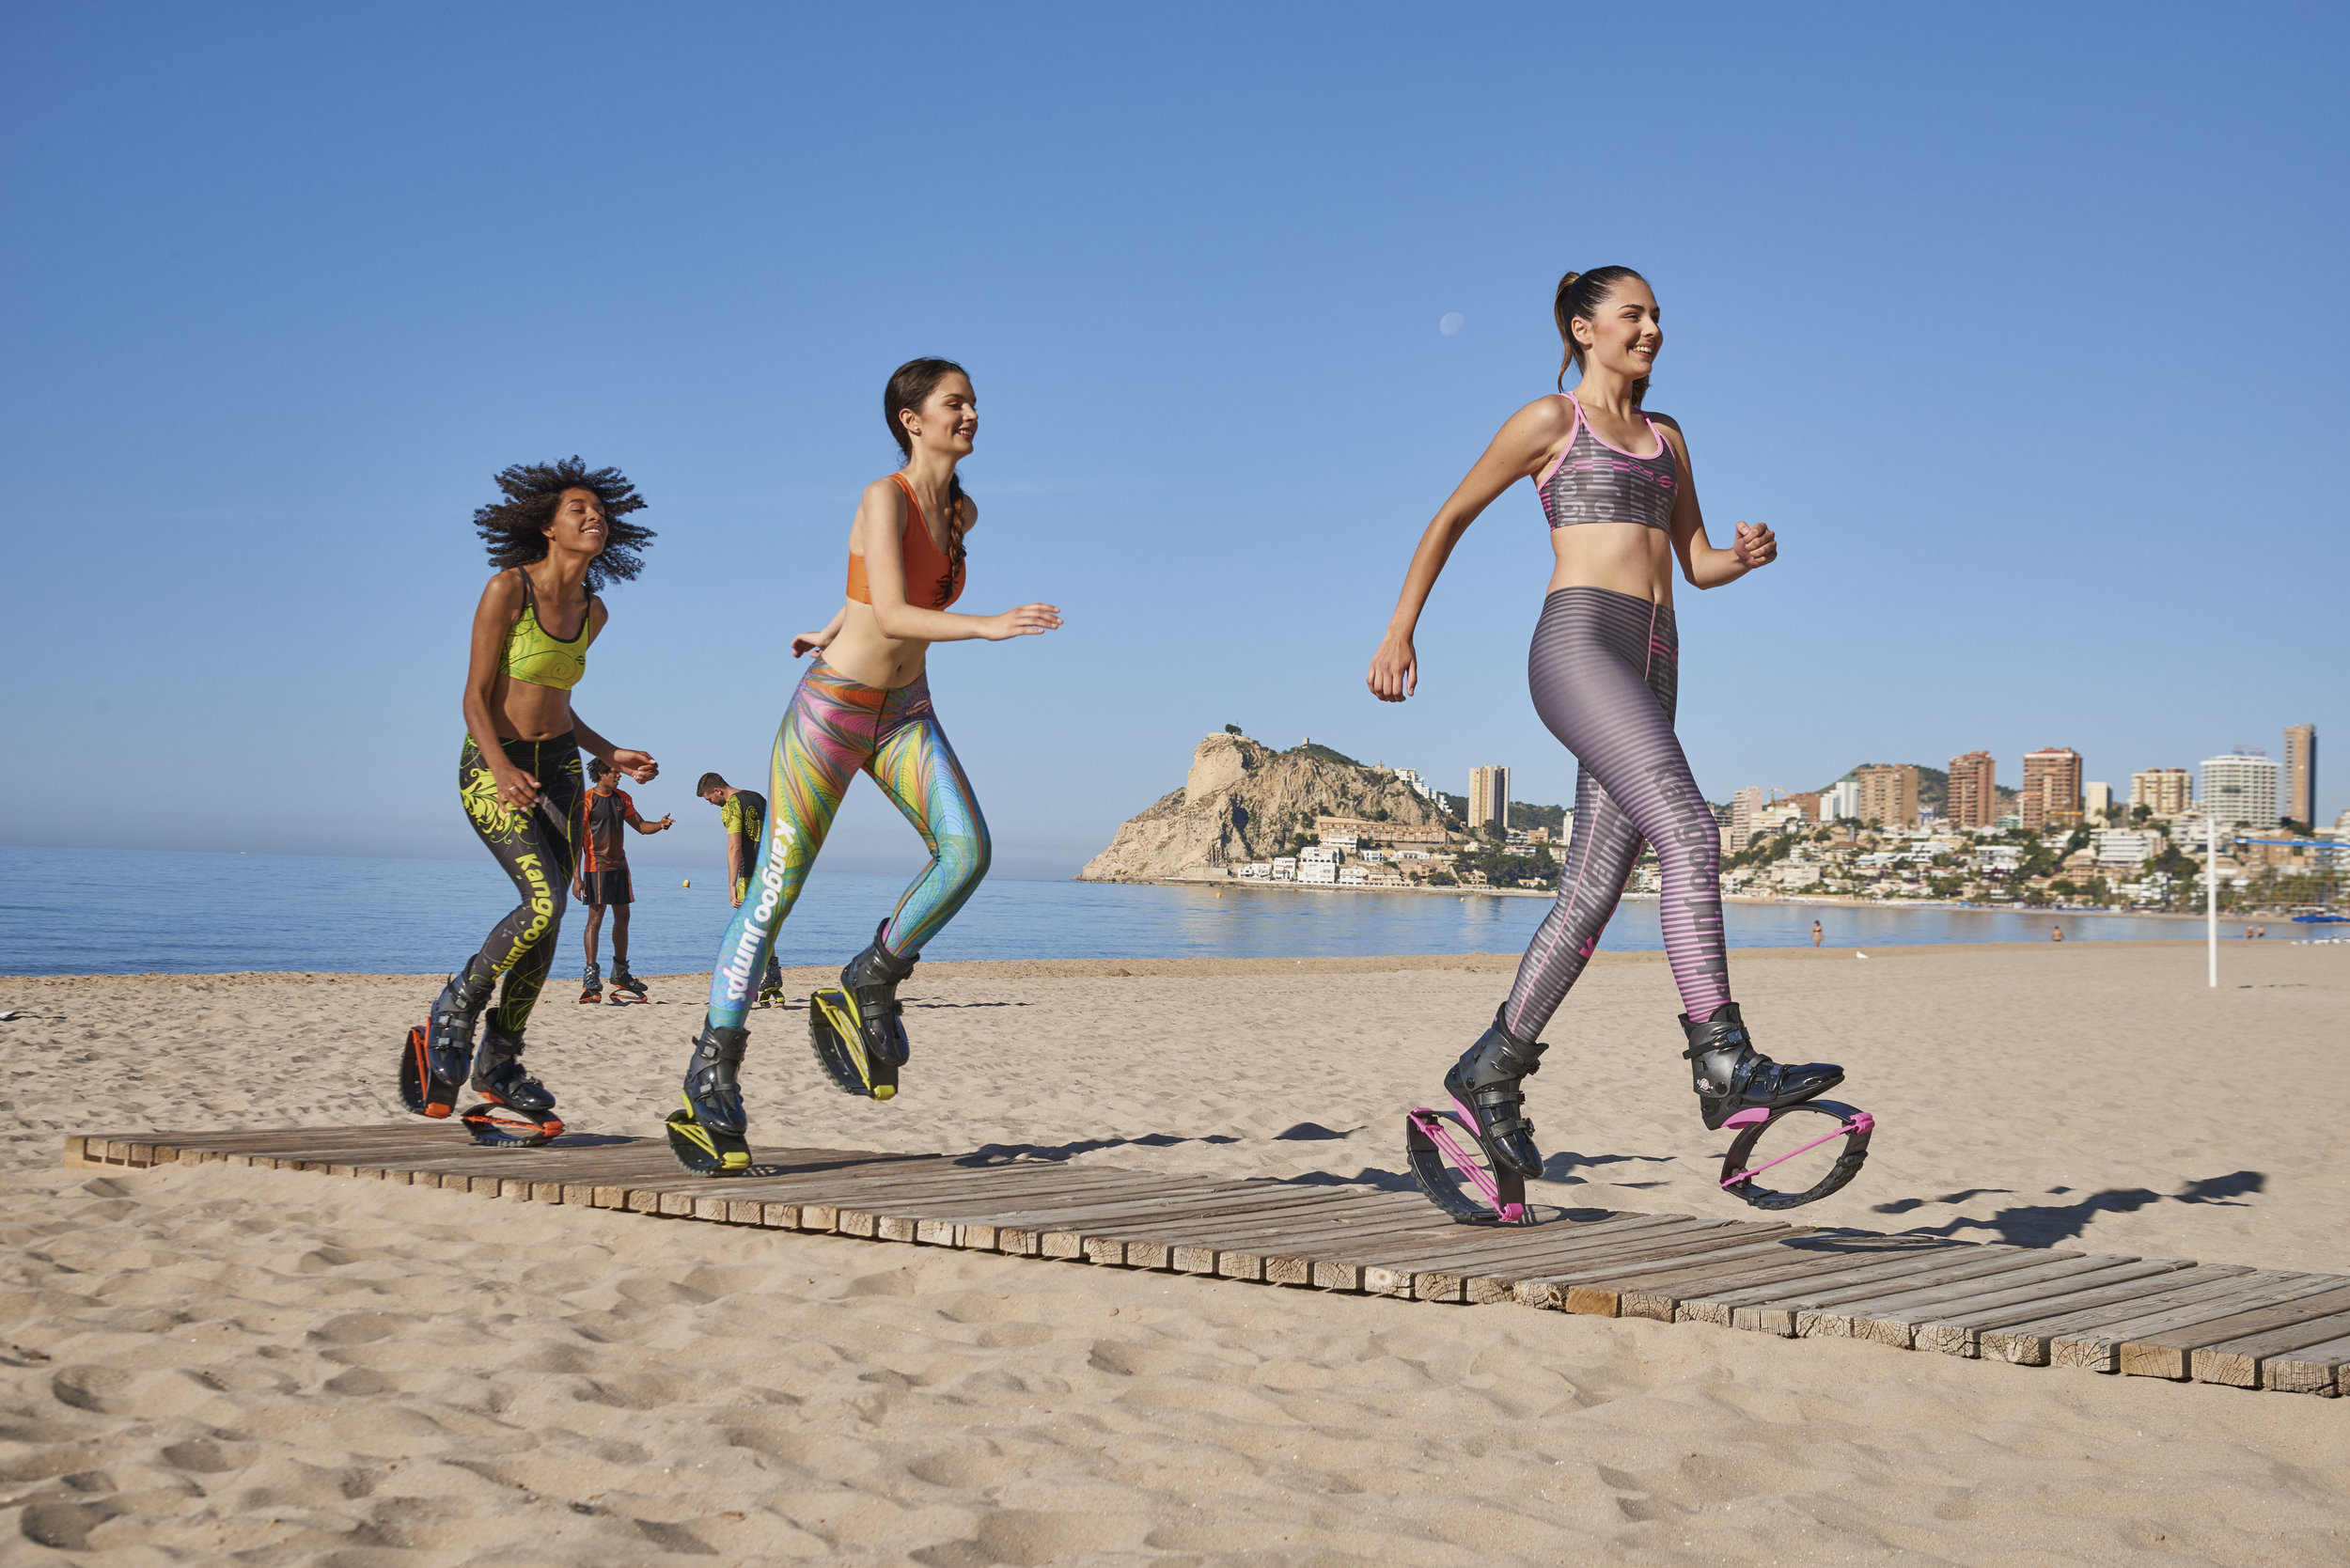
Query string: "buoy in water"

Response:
xmin=682 ymin=880 xmax=691 ymax=888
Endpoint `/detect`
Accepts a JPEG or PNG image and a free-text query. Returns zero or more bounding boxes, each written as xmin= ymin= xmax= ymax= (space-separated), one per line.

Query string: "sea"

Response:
xmin=0 ymin=845 xmax=2263 ymax=979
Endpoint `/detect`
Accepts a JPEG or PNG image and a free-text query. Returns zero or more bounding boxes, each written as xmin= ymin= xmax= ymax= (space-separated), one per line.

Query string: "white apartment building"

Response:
xmin=1238 ymin=862 xmax=1273 ymax=879
xmin=1271 ymin=856 xmax=1297 ymax=881
xmin=2092 ymin=829 xmax=2156 ymax=867
xmin=1824 ymin=780 xmax=1861 ymax=822
xmin=2201 ymin=749 xmax=2280 ymax=829
xmin=1299 ymin=845 xmax=1342 ymax=866
xmin=1317 ymin=830 xmax=1359 ymax=849
xmin=1393 ymin=768 xmax=1439 ymax=805
xmin=1296 ymin=860 xmax=1340 ymax=885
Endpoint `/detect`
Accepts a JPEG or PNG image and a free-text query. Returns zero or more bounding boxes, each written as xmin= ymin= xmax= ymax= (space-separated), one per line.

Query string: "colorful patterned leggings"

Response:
xmin=1502 ymin=588 xmax=1731 ymax=1039
xmin=457 ymin=732 xmax=582 ymax=1034
xmin=704 ymin=662 xmax=990 ymax=1028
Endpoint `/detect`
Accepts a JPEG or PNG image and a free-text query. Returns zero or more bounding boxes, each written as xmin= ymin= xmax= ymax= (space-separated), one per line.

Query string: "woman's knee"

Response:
xmin=938 ymin=825 xmax=991 ymax=891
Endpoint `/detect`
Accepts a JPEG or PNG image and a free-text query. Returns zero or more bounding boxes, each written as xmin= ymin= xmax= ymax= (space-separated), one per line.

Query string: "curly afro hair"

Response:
xmin=472 ymin=457 xmax=654 ymax=592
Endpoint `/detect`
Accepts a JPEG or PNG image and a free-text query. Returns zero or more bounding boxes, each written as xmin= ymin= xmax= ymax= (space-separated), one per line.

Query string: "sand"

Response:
xmin=1 ymin=940 xmax=2345 ymax=1563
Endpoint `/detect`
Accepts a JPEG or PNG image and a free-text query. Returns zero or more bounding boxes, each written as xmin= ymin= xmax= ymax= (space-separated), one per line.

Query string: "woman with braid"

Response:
xmin=667 ymin=358 xmax=1061 ymax=1174
xmin=404 ymin=459 xmax=662 ymax=1132
xmin=1367 ymin=268 xmax=1842 ymax=1186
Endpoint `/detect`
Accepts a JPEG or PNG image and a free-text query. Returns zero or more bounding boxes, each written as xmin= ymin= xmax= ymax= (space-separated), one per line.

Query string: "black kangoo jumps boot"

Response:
xmin=809 ymin=920 xmax=916 ymax=1100
xmin=610 ymin=961 xmax=648 ymax=1002
xmin=426 ymin=958 xmax=497 ymax=1091
xmin=682 ymin=1021 xmax=749 ymax=1135
xmin=668 ymin=1021 xmax=752 ymax=1175
xmin=471 ymin=1023 xmax=556 ymax=1112
xmin=579 ymin=962 xmax=603 ymax=1003
xmin=1682 ymin=1002 xmax=1842 ymax=1132
xmin=1442 ymin=1007 xmax=1548 ymax=1179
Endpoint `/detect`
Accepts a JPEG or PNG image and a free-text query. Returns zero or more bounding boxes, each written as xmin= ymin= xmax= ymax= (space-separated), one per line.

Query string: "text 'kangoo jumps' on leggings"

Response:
xmin=1502 ymin=587 xmax=1731 ymax=1038
xmin=458 ymin=732 xmax=582 ymax=1033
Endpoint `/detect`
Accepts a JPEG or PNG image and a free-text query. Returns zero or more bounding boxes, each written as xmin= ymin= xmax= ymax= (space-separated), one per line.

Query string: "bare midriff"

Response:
xmin=1546 ymin=522 xmax=1676 ymax=608
xmin=491 ymin=675 xmax=576 ymax=743
xmin=822 ymin=600 xmax=928 ymax=690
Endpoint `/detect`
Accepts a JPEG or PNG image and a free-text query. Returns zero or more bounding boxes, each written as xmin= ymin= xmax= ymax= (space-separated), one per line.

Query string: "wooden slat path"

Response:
xmin=63 ymin=1124 xmax=2349 ymax=1399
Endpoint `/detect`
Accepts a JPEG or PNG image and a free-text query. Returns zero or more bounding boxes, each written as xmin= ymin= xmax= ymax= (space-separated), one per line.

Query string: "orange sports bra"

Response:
xmin=846 ymin=472 xmax=965 ymax=611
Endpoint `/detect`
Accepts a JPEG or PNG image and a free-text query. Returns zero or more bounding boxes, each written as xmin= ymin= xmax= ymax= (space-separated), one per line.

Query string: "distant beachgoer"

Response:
xmin=412 ymin=459 xmax=661 ymax=1123
xmin=574 ymin=758 xmax=673 ymax=1002
xmin=1366 ymin=265 xmax=1841 ymax=1186
xmin=696 ymin=772 xmax=784 ymax=1004
xmin=668 ymin=358 xmax=1062 ymax=1175
xmin=1811 ymin=920 xmax=1824 ymax=949
xmin=2051 ymin=925 xmax=2063 ymax=942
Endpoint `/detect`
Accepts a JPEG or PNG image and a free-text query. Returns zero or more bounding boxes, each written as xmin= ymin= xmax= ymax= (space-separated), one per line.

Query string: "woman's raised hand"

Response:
xmin=981 ymin=604 xmax=1062 ymax=641
xmin=1732 ymin=520 xmax=1778 ymax=570
xmin=1367 ymin=634 xmax=1418 ymax=702
xmin=611 ymin=748 xmax=659 ymax=784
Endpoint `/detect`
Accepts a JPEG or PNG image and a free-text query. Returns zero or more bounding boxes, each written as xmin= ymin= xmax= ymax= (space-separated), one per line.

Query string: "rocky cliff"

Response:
xmin=1077 ymin=734 xmax=1458 ymax=882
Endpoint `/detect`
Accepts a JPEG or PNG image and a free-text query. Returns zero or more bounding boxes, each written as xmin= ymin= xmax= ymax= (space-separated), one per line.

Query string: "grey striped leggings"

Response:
xmin=1503 ymin=587 xmax=1731 ymax=1038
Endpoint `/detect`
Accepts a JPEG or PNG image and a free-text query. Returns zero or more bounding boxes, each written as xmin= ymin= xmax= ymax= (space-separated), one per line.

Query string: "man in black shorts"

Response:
xmin=697 ymin=771 xmax=785 ymax=1006
xmin=577 ymin=758 xmax=673 ymax=1001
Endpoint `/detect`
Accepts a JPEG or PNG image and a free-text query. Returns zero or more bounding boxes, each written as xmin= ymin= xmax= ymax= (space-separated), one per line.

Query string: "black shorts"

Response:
xmin=579 ymin=869 xmax=634 ymax=907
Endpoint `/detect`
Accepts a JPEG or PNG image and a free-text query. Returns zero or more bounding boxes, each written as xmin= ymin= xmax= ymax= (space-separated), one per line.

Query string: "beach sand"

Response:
xmin=2 ymin=941 xmax=2344 ymax=1562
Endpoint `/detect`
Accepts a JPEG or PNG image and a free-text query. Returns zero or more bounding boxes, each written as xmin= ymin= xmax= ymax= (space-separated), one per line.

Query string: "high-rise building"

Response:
xmin=2284 ymin=724 xmax=2317 ymax=827
xmin=1824 ymin=779 xmax=1861 ymax=822
xmin=1853 ymin=764 xmax=1919 ymax=827
xmin=2020 ymin=746 xmax=2083 ymax=832
xmin=2084 ymin=781 xmax=2113 ymax=820
xmin=1725 ymin=785 xmax=1763 ymax=853
xmin=1469 ymin=766 xmax=1510 ymax=832
xmin=1947 ymin=751 xmax=1998 ymax=829
xmin=2201 ymin=749 xmax=2279 ymax=829
xmin=2130 ymin=767 xmax=2193 ymax=816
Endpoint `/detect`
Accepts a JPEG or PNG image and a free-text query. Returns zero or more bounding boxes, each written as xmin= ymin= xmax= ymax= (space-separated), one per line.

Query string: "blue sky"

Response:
xmin=6 ymin=3 xmax=2344 ymax=879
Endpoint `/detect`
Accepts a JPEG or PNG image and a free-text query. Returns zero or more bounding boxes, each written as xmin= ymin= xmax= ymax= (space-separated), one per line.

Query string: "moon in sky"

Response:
xmin=1439 ymin=312 xmax=1465 ymax=337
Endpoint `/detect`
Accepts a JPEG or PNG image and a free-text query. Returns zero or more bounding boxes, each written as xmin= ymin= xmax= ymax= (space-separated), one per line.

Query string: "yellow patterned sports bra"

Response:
xmin=501 ymin=569 xmax=597 ymax=691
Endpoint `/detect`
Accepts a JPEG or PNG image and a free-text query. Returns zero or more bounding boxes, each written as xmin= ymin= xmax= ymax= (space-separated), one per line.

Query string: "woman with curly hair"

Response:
xmin=403 ymin=457 xmax=663 ymax=1135
xmin=666 ymin=358 xmax=1061 ymax=1175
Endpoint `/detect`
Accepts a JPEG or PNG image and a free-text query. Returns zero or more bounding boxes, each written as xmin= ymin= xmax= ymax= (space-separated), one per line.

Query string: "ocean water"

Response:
xmin=0 ymin=845 xmax=2250 ymax=979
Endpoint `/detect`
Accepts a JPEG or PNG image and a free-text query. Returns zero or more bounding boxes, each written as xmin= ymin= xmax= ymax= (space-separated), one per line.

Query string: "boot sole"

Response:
xmin=808 ymin=988 xmax=899 ymax=1100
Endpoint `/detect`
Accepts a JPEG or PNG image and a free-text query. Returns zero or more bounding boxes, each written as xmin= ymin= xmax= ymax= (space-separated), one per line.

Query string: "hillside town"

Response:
xmin=1212 ymin=727 xmax=2342 ymax=916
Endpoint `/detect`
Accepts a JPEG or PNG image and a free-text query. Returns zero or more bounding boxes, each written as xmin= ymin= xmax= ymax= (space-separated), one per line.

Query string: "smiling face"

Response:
xmin=1571 ymin=276 xmax=1663 ymax=381
xmin=899 ymin=373 xmax=979 ymax=459
xmin=541 ymin=487 xmax=609 ymax=557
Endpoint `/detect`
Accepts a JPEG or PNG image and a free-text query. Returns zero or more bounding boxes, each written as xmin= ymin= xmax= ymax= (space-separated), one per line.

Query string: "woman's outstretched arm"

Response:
xmin=1367 ymin=397 xmax=1572 ymax=701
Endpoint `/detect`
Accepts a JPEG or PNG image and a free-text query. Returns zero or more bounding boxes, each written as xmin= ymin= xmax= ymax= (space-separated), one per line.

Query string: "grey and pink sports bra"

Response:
xmin=1534 ymin=392 xmax=1680 ymax=531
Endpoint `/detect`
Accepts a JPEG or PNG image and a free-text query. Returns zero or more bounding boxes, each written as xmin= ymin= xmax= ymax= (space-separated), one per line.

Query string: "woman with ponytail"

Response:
xmin=1367 ymin=268 xmax=1843 ymax=1186
xmin=668 ymin=358 xmax=1061 ymax=1174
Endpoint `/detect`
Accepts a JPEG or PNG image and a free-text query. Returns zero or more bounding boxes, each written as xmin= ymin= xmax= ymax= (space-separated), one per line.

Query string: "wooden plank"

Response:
xmin=1680 ymin=1247 xmax=2051 ymax=1332
xmin=2118 ymin=1281 xmax=2350 ymax=1380
xmin=1547 ymin=1236 xmax=1904 ymax=1319
xmin=2256 ymin=1333 xmax=2350 ymax=1397
xmin=1577 ymin=1237 xmax=1981 ymax=1323
xmin=1904 ymin=1261 xmax=2199 ymax=1356
xmin=1321 ymin=1215 xmax=1732 ymax=1297
xmin=1312 ymin=1215 xmax=1736 ymax=1298
xmin=1973 ymin=1264 xmax=2257 ymax=1365
xmin=1831 ymin=1256 xmax=2154 ymax=1349
xmin=1770 ymin=1252 xmax=2105 ymax=1342
xmin=2190 ymin=1308 xmax=2350 ymax=1389
xmin=1402 ymin=1216 xmax=1746 ymax=1303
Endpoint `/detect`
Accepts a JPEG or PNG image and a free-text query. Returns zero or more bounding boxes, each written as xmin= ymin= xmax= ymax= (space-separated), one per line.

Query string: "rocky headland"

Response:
xmin=1077 ymin=733 xmax=1459 ymax=883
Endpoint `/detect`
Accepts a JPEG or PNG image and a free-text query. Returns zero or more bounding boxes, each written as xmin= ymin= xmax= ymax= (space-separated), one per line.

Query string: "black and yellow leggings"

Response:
xmin=458 ymin=732 xmax=582 ymax=1033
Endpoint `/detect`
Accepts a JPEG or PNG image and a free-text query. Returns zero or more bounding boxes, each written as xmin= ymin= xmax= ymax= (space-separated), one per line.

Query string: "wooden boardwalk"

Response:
xmin=64 ymin=1124 xmax=2350 ymax=1399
